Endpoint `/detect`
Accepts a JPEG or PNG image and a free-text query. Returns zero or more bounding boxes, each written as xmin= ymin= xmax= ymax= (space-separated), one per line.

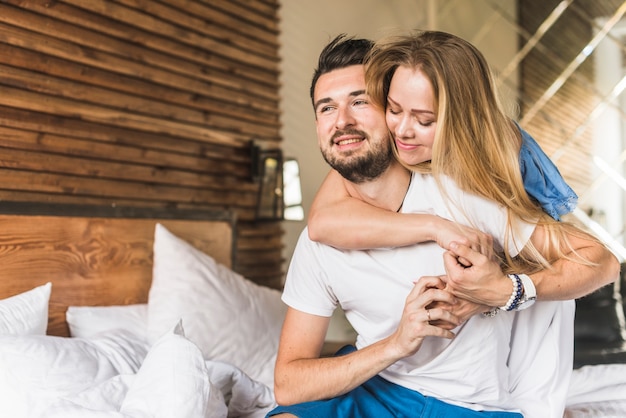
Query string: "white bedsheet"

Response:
xmin=564 ymin=363 xmax=626 ymax=418
xmin=42 ymin=360 xmax=275 ymax=418
xmin=3 ymin=323 xmax=625 ymax=417
xmin=1 ymin=323 xmax=275 ymax=418
xmin=567 ymin=363 xmax=626 ymax=405
xmin=36 ymin=361 xmax=626 ymax=418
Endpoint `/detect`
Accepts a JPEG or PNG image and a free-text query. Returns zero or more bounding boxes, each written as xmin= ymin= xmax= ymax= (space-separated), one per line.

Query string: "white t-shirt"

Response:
xmin=283 ymin=173 xmax=563 ymax=412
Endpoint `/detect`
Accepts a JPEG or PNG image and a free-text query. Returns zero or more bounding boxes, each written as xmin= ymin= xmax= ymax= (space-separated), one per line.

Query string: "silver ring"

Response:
xmin=426 ymin=309 xmax=431 ymax=321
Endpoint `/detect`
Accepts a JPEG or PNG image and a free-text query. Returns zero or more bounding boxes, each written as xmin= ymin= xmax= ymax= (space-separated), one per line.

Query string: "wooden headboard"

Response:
xmin=0 ymin=203 xmax=236 ymax=337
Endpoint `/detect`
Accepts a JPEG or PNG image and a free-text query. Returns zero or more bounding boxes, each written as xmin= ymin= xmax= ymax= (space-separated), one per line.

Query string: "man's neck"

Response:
xmin=343 ymin=161 xmax=411 ymax=212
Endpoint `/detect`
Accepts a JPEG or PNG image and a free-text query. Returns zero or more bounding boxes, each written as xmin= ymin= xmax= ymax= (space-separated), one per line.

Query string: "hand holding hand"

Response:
xmin=426 ymin=293 xmax=489 ymax=329
xmin=433 ymin=217 xmax=495 ymax=265
xmin=442 ymin=241 xmax=509 ymax=307
xmin=388 ymin=276 xmax=460 ymax=359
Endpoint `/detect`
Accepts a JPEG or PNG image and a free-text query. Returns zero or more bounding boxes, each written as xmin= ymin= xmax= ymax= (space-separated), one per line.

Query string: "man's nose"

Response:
xmin=335 ymin=106 xmax=356 ymax=129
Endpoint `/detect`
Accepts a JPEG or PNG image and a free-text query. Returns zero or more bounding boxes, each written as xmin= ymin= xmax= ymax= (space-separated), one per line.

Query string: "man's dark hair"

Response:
xmin=309 ymin=34 xmax=374 ymax=107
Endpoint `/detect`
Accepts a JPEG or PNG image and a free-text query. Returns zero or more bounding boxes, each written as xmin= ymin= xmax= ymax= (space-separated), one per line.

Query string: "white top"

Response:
xmin=283 ymin=173 xmax=544 ymax=410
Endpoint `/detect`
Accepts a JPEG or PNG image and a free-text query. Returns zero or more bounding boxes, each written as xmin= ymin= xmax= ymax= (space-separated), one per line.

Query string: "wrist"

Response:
xmin=383 ymin=333 xmax=410 ymax=362
xmin=494 ymin=273 xmax=513 ymax=307
xmin=499 ymin=274 xmax=523 ymax=311
xmin=419 ymin=214 xmax=442 ymax=243
xmin=515 ymin=274 xmax=537 ymax=310
xmin=495 ymin=273 xmax=537 ymax=312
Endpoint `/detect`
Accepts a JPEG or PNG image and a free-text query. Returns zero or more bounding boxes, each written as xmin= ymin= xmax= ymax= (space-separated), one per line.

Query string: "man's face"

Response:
xmin=313 ymin=65 xmax=392 ymax=184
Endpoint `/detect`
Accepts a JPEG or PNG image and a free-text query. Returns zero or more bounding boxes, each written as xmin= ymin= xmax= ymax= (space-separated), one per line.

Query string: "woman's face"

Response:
xmin=385 ymin=65 xmax=437 ymax=166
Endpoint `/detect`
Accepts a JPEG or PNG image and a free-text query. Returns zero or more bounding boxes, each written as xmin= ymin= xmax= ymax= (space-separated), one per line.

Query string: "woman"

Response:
xmin=309 ymin=30 xmax=594 ymax=279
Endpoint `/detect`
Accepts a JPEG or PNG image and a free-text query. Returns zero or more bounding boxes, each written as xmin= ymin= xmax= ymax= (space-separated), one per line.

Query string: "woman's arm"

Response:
xmin=308 ymin=169 xmax=493 ymax=252
xmin=525 ymin=223 xmax=619 ymax=300
xmin=441 ymin=224 xmax=620 ymax=306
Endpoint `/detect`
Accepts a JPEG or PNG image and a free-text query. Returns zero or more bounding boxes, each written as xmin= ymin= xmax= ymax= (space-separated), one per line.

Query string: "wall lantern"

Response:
xmin=252 ymin=143 xmax=304 ymax=222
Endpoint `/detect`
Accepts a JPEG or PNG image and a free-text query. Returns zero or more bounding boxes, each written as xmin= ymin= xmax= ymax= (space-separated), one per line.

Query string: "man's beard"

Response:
xmin=321 ymin=131 xmax=393 ymax=184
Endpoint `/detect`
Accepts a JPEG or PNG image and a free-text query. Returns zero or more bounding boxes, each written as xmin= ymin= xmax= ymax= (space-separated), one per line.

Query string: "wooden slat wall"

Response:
xmin=518 ymin=0 xmax=625 ymax=198
xmin=0 ymin=0 xmax=284 ymax=289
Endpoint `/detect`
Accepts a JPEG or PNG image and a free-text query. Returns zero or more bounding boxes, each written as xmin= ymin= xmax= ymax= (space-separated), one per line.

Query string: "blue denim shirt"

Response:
xmin=518 ymin=127 xmax=577 ymax=220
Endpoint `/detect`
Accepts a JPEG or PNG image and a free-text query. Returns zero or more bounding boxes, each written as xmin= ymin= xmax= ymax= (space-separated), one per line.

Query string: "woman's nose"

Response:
xmin=394 ymin=115 xmax=414 ymax=138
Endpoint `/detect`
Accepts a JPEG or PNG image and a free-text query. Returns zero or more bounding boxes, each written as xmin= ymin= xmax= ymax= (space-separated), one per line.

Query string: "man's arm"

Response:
xmin=441 ymin=223 xmax=620 ymax=306
xmin=273 ymin=277 xmax=460 ymax=406
xmin=273 ymin=308 xmax=384 ymax=405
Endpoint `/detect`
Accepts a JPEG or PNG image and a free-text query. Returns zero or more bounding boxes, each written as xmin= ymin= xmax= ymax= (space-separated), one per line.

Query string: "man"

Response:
xmin=268 ymin=35 xmax=618 ymax=418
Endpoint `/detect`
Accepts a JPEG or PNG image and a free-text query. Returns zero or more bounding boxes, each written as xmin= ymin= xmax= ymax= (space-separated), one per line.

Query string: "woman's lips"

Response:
xmin=395 ymin=138 xmax=419 ymax=151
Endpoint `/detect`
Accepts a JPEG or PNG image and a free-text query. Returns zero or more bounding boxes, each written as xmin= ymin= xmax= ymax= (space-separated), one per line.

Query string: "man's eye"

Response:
xmin=354 ymin=99 xmax=368 ymax=106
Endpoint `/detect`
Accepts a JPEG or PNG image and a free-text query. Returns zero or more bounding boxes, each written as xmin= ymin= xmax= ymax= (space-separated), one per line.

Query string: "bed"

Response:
xmin=566 ymin=272 xmax=626 ymax=418
xmin=0 ymin=204 xmax=624 ymax=418
xmin=0 ymin=203 xmax=284 ymax=418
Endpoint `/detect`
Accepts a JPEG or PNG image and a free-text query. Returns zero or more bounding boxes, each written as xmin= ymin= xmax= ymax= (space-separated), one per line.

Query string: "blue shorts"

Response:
xmin=267 ymin=346 xmax=523 ymax=418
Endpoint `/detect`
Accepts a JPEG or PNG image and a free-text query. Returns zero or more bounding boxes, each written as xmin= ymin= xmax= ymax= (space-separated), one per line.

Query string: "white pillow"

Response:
xmin=66 ymin=303 xmax=148 ymax=340
xmin=147 ymin=224 xmax=287 ymax=388
xmin=0 ymin=330 xmax=149 ymax=418
xmin=0 ymin=282 xmax=51 ymax=335
xmin=46 ymin=323 xmax=227 ymax=418
xmin=121 ymin=321 xmax=227 ymax=418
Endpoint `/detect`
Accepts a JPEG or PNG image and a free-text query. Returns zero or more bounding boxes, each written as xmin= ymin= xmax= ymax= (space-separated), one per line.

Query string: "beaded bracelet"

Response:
xmin=499 ymin=273 xmax=523 ymax=311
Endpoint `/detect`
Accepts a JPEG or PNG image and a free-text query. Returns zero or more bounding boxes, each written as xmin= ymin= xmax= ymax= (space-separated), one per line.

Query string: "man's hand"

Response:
xmin=388 ymin=276 xmax=460 ymax=358
xmin=426 ymin=296 xmax=490 ymax=329
xmin=442 ymin=241 xmax=510 ymax=308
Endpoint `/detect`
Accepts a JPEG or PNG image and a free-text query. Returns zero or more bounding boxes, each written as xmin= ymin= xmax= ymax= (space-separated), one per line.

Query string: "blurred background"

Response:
xmin=279 ymin=0 xmax=626 ymax=340
xmin=279 ymin=0 xmax=626 ymax=268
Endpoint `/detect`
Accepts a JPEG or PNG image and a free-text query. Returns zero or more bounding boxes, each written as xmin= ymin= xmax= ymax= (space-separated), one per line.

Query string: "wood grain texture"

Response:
xmin=0 ymin=209 xmax=234 ymax=337
xmin=0 ymin=0 xmax=284 ymax=285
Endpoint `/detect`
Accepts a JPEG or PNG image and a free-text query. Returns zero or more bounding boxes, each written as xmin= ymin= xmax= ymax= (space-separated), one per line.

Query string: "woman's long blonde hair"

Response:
xmin=365 ymin=30 xmax=592 ymax=272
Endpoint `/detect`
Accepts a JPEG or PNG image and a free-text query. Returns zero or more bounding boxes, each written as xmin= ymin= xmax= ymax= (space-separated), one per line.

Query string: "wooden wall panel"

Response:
xmin=518 ymin=0 xmax=625 ymax=199
xmin=0 ymin=0 xmax=284 ymax=288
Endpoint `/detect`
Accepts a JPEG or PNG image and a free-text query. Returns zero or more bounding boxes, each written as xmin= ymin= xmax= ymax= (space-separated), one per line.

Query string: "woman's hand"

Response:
xmin=432 ymin=217 xmax=495 ymax=263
